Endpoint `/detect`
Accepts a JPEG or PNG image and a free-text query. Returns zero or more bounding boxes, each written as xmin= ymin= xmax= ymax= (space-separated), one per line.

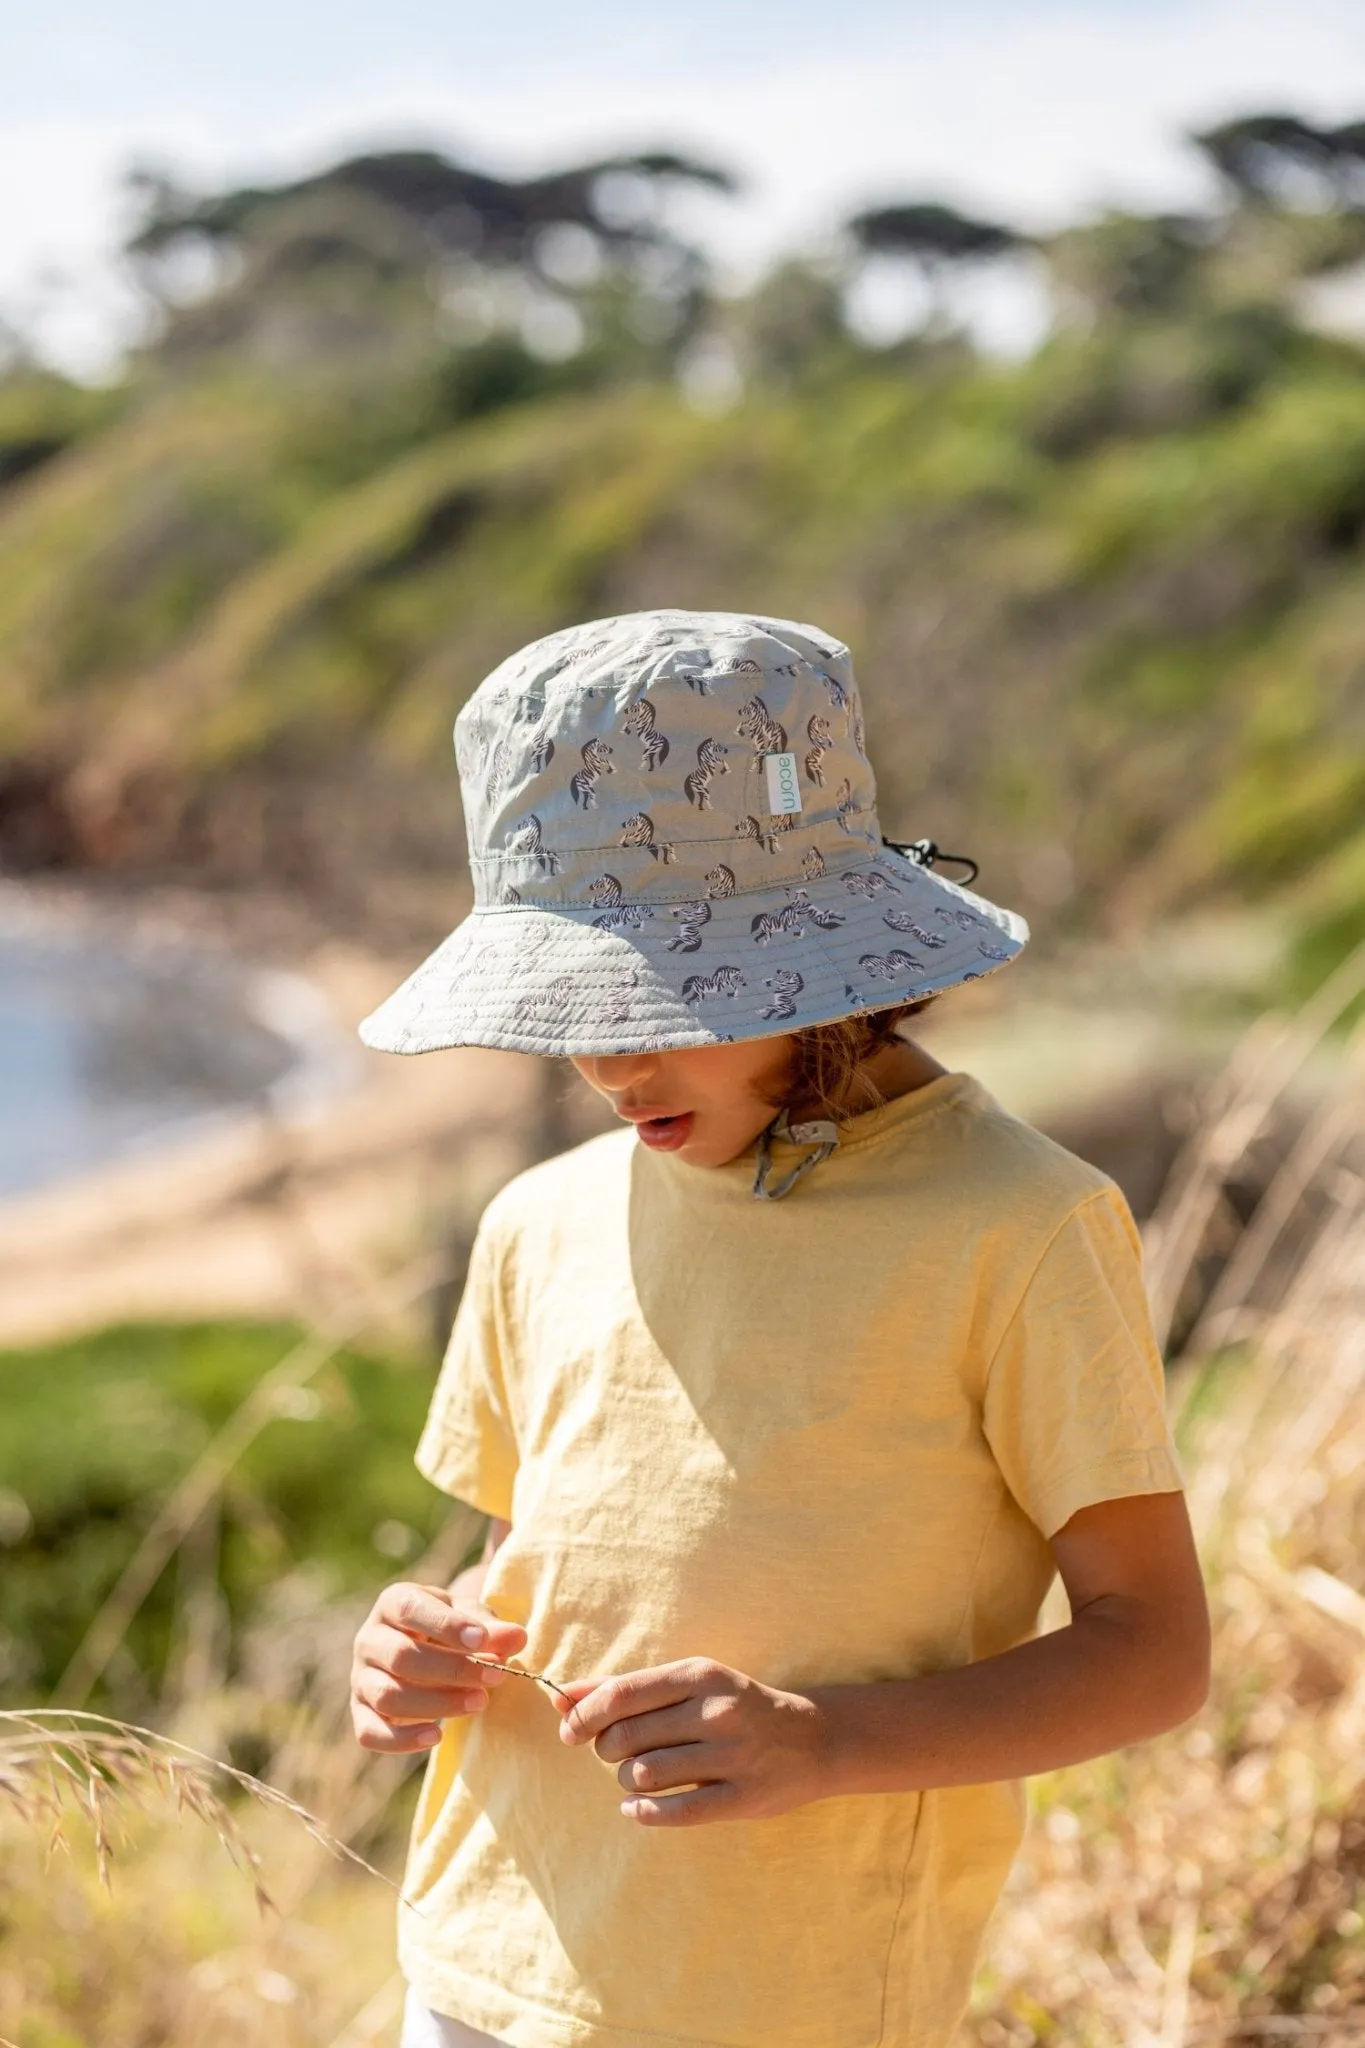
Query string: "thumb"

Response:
xmin=467 ymin=1602 xmax=529 ymax=1655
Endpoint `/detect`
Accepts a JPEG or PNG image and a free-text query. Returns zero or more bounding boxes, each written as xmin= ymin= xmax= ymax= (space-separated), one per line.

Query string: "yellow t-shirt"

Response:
xmin=401 ymin=1070 xmax=1184 ymax=2048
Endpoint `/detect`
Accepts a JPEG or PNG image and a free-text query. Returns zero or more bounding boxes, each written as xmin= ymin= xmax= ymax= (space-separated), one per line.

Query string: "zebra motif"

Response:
xmin=821 ymin=670 xmax=849 ymax=712
xmin=682 ymin=965 xmax=746 ymax=1004
xmin=457 ymin=712 xmax=491 ymax=782
xmin=620 ymin=812 xmax=675 ymax=863
xmin=804 ymin=715 xmax=833 ymax=787
xmin=883 ymin=910 xmax=946 ymax=946
xmin=680 ymin=670 xmax=713 ymax=694
xmin=510 ymin=689 xmax=555 ymax=770
xmin=684 ymin=738 xmax=730 ymax=810
xmin=736 ymin=814 xmax=780 ymax=855
xmin=666 ymin=900 xmax=712 ymax=953
xmin=714 ymin=655 xmax=763 ymax=676
xmin=623 ymin=698 xmax=670 ymax=771
xmin=737 ymin=695 xmax=788 ymax=755
xmin=526 ymin=726 xmax=555 ymax=774
xmin=703 ymin=863 xmax=736 ymax=897
xmin=750 ymin=889 xmax=845 ymax=943
xmin=801 ymin=846 xmax=827 ymax=881
xmin=513 ymin=924 xmax=555 ymax=963
xmin=852 ymin=710 xmax=866 ymax=754
xmin=760 ymin=969 xmax=804 ymax=1021
xmin=570 ymin=738 xmax=615 ymax=809
xmin=842 ymin=982 xmax=868 ymax=1007
xmin=443 ymin=938 xmax=500 ymax=982
xmin=599 ymin=971 xmax=641 ymax=1025
xmin=788 ymin=887 xmax=844 ymax=929
xmin=485 ymin=738 xmax=514 ymax=798
xmin=859 ymin=949 xmax=924 ymax=981
xmin=843 ymin=868 xmax=898 ymax=899
xmin=505 ymin=814 xmax=561 ymax=874
xmin=513 ymin=975 xmax=576 ymax=1024
xmin=560 ymin=636 xmax=613 ymax=666
xmin=934 ymin=905 xmax=984 ymax=932
xmin=834 ymin=779 xmax=859 ymax=834
xmin=587 ymin=874 xmax=653 ymax=932
xmin=499 ymin=882 xmax=524 ymax=906
xmin=978 ymin=939 xmax=1012 ymax=961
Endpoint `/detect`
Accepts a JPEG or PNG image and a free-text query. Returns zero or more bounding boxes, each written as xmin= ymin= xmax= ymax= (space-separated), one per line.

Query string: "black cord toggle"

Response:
xmin=881 ymin=836 xmax=980 ymax=887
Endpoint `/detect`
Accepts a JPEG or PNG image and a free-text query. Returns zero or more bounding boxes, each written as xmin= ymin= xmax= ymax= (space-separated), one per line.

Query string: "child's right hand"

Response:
xmin=349 ymin=1582 xmax=529 ymax=1753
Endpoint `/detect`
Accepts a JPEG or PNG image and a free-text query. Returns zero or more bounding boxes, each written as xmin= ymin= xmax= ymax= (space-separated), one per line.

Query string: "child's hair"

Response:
xmin=768 ymin=999 xmax=938 ymax=1124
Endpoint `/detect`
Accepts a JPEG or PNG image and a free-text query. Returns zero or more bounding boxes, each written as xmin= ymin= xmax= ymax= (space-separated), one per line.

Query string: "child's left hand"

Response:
xmin=553 ymin=1657 xmax=826 ymax=1826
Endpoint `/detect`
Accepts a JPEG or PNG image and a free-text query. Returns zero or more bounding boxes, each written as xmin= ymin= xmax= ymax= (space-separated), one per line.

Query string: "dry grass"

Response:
xmin=5 ymin=967 xmax=1365 ymax=2044
xmin=0 ymin=1708 xmax=402 ymax=1910
xmin=962 ymin=957 xmax=1365 ymax=2045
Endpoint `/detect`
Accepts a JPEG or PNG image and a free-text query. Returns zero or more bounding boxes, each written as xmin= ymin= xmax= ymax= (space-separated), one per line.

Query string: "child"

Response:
xmin=349 ymin=610 xmax=1209 ymax=2048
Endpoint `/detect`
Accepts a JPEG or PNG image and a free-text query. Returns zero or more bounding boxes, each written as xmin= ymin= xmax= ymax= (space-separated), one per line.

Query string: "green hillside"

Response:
xmin=4 ymin=128 xmax=1365 ymax=989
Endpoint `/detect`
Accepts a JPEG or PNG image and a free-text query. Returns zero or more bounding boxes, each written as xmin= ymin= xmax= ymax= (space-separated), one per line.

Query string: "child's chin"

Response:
xmin=696 ymin=1126 xmax=757 ymax=1168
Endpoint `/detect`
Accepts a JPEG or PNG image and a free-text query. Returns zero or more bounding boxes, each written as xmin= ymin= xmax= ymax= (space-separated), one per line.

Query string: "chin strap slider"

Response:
xmin=752 ymin=1108 xmax=841 ymax=1200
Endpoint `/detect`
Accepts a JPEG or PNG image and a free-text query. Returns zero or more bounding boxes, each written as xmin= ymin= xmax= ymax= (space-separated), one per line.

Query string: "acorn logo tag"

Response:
xmin=764 ymin=751 xmax=802 ymax=816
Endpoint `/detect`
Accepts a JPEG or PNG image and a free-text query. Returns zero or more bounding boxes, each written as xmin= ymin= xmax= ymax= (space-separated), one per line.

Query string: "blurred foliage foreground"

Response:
xmin=2 ymin=958 xmax=1365 ymax=2044
xmin=5 ymin=116 xmax=1365 ymax=994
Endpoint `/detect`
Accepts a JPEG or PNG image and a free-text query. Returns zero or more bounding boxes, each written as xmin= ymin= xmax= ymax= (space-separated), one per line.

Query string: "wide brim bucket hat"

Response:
xmin=358 ymin=609 xmax=1029 ymax=1059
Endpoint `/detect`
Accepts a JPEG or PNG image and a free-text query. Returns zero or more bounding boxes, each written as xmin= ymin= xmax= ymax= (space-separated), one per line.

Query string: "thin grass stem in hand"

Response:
xmin=466 ymin=1658 xmax=575 ymax=1705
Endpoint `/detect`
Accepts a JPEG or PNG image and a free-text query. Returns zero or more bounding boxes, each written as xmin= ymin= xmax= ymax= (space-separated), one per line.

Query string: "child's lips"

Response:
xmin=628 ymin=1110 xmax=696 ymax=1151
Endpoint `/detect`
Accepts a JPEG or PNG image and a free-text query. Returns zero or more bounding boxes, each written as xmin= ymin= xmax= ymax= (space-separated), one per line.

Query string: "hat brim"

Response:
xmin=357 ymin=846 xmax=1028 ymax=1058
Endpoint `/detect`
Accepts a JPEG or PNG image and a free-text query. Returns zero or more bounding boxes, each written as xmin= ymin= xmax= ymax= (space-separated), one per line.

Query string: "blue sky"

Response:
xmin=7 ymin=0 xmax=1365 ymax=374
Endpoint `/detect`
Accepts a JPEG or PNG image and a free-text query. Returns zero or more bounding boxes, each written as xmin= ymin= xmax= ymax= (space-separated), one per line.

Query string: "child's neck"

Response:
xmin=835 ymin=1036 xmax=949 ymax=1119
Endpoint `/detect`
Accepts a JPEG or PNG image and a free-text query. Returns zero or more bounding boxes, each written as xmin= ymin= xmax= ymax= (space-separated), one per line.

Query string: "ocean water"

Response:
xmin=0 ymin=926 xmax=305 ymax=1201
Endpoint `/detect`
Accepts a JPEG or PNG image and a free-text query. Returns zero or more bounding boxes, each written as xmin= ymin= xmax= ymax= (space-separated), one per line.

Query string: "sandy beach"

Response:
xmin=0 ymin=877 xmax=561 ymax=1346
xmin=0 ymin=875 xmax=1274 ymax=1349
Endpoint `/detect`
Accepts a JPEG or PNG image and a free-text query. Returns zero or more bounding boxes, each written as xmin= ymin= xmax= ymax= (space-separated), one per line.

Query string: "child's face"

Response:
xmin=570 ymin=1037 xmax=798 ymax=1167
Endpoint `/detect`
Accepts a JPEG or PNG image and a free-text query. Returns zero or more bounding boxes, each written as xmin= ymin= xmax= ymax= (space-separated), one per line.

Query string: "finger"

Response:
xmin=559 ymin=1661 xmax=705 ymax=1747
xmin=617 ymin=1743 xmax=715 ymax=1796
xmin=592 ymin=1701 xmax=704 ymax=1765
xmin=548 ymin=1676 xmax=603 ymax=1719
xmin=361 ymin=1625 xmax=506 ymax=1688
xmin=352 ymin=1705 xmax=445 ymax=1753
xmin=620 ymin=1783 xmax=740 ymax=1827
xmin=377 ymin=1584 xmax=527 ymax=1657
xmin=358 ymin=1674 xmax=488 ymax=1721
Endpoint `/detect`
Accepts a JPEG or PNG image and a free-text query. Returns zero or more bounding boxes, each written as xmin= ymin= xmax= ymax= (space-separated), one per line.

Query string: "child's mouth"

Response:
xmin=632 ymin=1111 xmax=696 ymax=1151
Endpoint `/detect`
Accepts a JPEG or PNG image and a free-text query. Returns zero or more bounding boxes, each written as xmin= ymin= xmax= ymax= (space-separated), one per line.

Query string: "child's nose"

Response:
xmin=586 ymin=1053 xmax=659 ymax=1094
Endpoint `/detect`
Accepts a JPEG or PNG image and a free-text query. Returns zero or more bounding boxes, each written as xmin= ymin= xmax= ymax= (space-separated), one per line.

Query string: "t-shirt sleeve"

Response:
xmin=413 ymin=1211 xmax=520 ymax=1522
xmin=981 ymin=1185 xmax=1185 ymax=1540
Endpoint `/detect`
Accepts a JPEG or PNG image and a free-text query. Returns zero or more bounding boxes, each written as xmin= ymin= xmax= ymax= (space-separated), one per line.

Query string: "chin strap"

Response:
xmin=752 ymin=1107 xmax=842 ymax=1200
xmin=881 ymin=835 xmax=980 ymax=887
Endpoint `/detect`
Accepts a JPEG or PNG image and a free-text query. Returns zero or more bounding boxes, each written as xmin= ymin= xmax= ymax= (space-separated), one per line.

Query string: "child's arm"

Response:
xmin=556 ymin=1489 xmax=1209 ymax=1825
xmin=809 ymin=1486 xmax=1209 ymax=1796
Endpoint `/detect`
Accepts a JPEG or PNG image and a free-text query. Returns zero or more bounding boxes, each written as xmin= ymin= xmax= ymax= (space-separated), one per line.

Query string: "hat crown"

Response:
xmin=454 ymin=610 xmax=882 ymax=909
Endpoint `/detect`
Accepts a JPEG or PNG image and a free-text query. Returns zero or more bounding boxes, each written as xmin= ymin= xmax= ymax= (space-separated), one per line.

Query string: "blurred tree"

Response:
xmin=843 ymin=201 xmax=1023 ymax=344
xmin=847 ymin=201 xmax=1020 ymax=271
xmin=127 ymin=148 xmax=737 ymax=285
xmin=122 ymin=147 xmax=739 ymax=381
xmin=1193 ymin=113 xmax=1365 ymax=211
xmin=1042 ymin=211 xmax=1217 ymax=325
xmin=723 ymin=258 xmax=860 ymax=390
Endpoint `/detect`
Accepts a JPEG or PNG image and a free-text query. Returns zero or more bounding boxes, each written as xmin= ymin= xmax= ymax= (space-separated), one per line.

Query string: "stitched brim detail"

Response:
xmin=357 ymin=847 xmax=1029 ymax=1058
